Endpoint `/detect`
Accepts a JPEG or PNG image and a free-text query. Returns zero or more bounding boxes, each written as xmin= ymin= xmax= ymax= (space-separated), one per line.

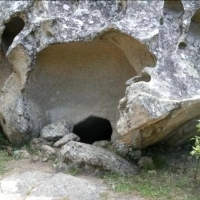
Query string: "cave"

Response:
xmin=73 ymin=116 xmax=112 ymax=144
xmin=25 ymin=29 xmax=156 ymax=141
xmin=2 ymin=16 xmax=25 ymax=54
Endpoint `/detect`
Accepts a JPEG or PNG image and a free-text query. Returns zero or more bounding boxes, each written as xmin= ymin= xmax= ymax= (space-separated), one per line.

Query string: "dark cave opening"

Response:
xmin=2 ymin=16 xmax=25 ymax=54
xmin=73 ymin=116 xmax=113 ymax=144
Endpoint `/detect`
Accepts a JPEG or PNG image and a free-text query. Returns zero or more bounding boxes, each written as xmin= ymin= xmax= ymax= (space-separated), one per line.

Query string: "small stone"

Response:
xmin=30 ymin=138 xmax=48 ymax=145
xmin=31 ymin=155 xmax=40 ymax=162
xmin=40 ymin=120 xmax=73 ymax=142
xmin=30 ymin=137 xmax=52 ymax=151
xmin=128 ymin=149 xmax=142 ymax=160
xmin=42 ymin=157 xmax=48 ymax=162
xmin=54 ymin=133 xmax=80 ymax=148
xmin=138 ymin=156 xmax=154 ymax=169
xmin=148 ymin=170 xmax=157 ymax=175
xmin=111 ymin=140 xmax=129 ymax=157
xmin=53 ymin=162 xmax=68 ymax=173
xmin=92 ymin=140 xmax=111 ymax=149
xmin=13 ymin=150 xmax=30 ymax=159
xmin=41 ymin=145 xmax=56 ymax=160
xmin=41 ymin=145 xmax=56 ymax=153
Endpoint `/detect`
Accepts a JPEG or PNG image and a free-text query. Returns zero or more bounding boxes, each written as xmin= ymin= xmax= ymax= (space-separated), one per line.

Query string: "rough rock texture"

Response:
xmin=0 ymin=1 xmax=200 ymax=148
xmin=0 ymin=171 xmax=106 ymax=200
xmin=54 ymin=133 xmax=80 ymax=148
xmin=138 ymin=156 xmax=154 ymax=169
xmin=40 ymin=120 xmax=73 ymax=142
xmin=60 ymin=141 xmax=138 ymax=175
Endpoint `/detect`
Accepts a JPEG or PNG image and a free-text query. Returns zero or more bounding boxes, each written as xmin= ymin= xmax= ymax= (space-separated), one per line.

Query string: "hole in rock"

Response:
xmin=2 ymin=16 xmax=25 ymax=54
xmin=178 ymin=42 xmax=187 ymax=50
xmin=188 ymin=8 xmax=200 ymax=42
xmin=73 ymin=116 xmax=112 ymax=144
xmin=25 ymin=29 xmax=156 ymax=138
xmin=164 ymin=0 xmax=184 ymax=16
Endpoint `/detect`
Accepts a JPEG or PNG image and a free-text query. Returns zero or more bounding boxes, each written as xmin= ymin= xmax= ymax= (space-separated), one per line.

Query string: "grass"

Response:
xmin=103 ymin=156 xmax=200 ymax=200
xmin=0 ymin=129 xmax=13 ymax=175
xmin=0 ymin=150 xmax=12 ymax=175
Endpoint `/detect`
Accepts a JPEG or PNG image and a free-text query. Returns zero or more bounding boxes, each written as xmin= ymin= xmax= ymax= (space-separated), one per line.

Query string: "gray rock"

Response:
xmin=41 ymin=145 xmax=57 ymax=160
xmin=131 ymin=150 xmax=142 ymax=160
xmin=13 ymin=150 xmax=30 ymax=159
xmin=31 ymin=155 xmax=40 ymax=163
xmin=30 ymin=138 xmax=52 ymax=151
xmin=92 ymin=140 xmax=111 ymax=149
xmin=60 ymin=141 xmax=138 ymax=175
xmin=0 ymin=171 xmax=106 ymax=200
xmin=138 ymin=156 xmax=154 ymax=169
xmin=40 ymin=120 xmax=73 ymax=142
xmin=111 ymin=140 xmax=129 ymax=158
xmin=54 ymin=133 xmax=80 ymax=148
xmin=0 ymin=1 xmax=200 ymax=149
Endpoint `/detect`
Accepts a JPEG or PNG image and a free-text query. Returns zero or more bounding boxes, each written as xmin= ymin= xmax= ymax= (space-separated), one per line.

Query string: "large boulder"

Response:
xmin=60 ymin=141 xmax=138 ymax=175
xmin=0 ymin=0 xmax=199 ymax=149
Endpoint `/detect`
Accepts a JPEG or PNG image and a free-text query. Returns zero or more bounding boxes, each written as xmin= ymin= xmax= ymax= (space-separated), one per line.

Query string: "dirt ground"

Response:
xmin=0 ymin=158 xmax=145 ymax=200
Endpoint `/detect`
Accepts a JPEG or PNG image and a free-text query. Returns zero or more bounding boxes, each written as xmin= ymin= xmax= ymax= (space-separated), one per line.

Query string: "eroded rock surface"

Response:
xmin=54 ymin=133 xmax=80 ymax=148
xmin=60 ymin=141 xmax=138 ymax=175
xmin=40 ymin=120 xmax=73 ymax=142
xmin=0 ymin=1 xmax=199 ymax=149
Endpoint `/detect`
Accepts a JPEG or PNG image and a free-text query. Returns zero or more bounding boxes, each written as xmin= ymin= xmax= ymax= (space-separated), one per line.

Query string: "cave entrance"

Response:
xmin=73 ymin=116 xmax=112 ymax=144
xmin=25 ymin=29 xmax=156 ymax=140
xmin=2 ymin=16 xmax=25 ymax=54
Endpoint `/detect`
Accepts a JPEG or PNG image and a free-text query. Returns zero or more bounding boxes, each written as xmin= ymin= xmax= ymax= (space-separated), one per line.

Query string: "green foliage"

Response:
xmin=190 ymin=136 xmax=200 ymax=159
xmin=103 ymin=166 xmax=200 ymax=200
xmin=0 ymin=150 xmax=12 ymax=175
xmin=190 ymin=134 xmax=200 ymax=180
xmin=153 ymin=156 xmax=168 ymax=169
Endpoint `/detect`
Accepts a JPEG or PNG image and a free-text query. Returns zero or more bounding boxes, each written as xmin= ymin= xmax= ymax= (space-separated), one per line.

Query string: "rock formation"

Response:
xmin=0 ymin=1 xmax=200 ymax=149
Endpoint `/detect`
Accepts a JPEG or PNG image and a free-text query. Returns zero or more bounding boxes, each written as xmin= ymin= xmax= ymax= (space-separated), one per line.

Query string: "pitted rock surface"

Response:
xmin=0 ymin=1 xmax=200 ymax=149
xmin=40 ymin=120 xmax=73 ymax=142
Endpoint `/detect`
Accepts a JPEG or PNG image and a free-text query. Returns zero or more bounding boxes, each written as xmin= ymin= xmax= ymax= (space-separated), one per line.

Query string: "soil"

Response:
xmin=0 ymin=157 xmax=145 ymax=200
xmin=0 ymin=142 xmax=196 ymax=200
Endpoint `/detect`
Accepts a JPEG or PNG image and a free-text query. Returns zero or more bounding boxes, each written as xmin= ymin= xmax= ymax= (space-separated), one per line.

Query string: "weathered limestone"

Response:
xmin=0 ymin=1 xmax=199 ymax=149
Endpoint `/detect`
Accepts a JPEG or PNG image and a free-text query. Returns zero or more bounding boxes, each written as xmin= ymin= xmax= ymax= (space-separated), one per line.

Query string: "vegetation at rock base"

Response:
xmin=190 ymin=121 xmax=200 ymax=180
xmin=103 ymin=144 xmax=200 ymax=200
xmin=1 ymin=126 xmax=200 ymax=199
xmin=0 ymin=150 xmax=13 ymax=175
xmin=0 ymin=128 xmax=13 ymax=175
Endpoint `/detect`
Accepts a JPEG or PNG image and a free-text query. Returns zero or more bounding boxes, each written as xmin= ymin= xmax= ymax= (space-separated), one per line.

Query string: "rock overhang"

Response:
xmin=0 ymin=0 xmax=200 ymax=148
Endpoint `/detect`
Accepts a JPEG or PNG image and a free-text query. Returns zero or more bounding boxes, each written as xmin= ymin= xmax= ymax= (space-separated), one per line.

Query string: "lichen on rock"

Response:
xmin=0 ymin=0 xmax=199 ymax=150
